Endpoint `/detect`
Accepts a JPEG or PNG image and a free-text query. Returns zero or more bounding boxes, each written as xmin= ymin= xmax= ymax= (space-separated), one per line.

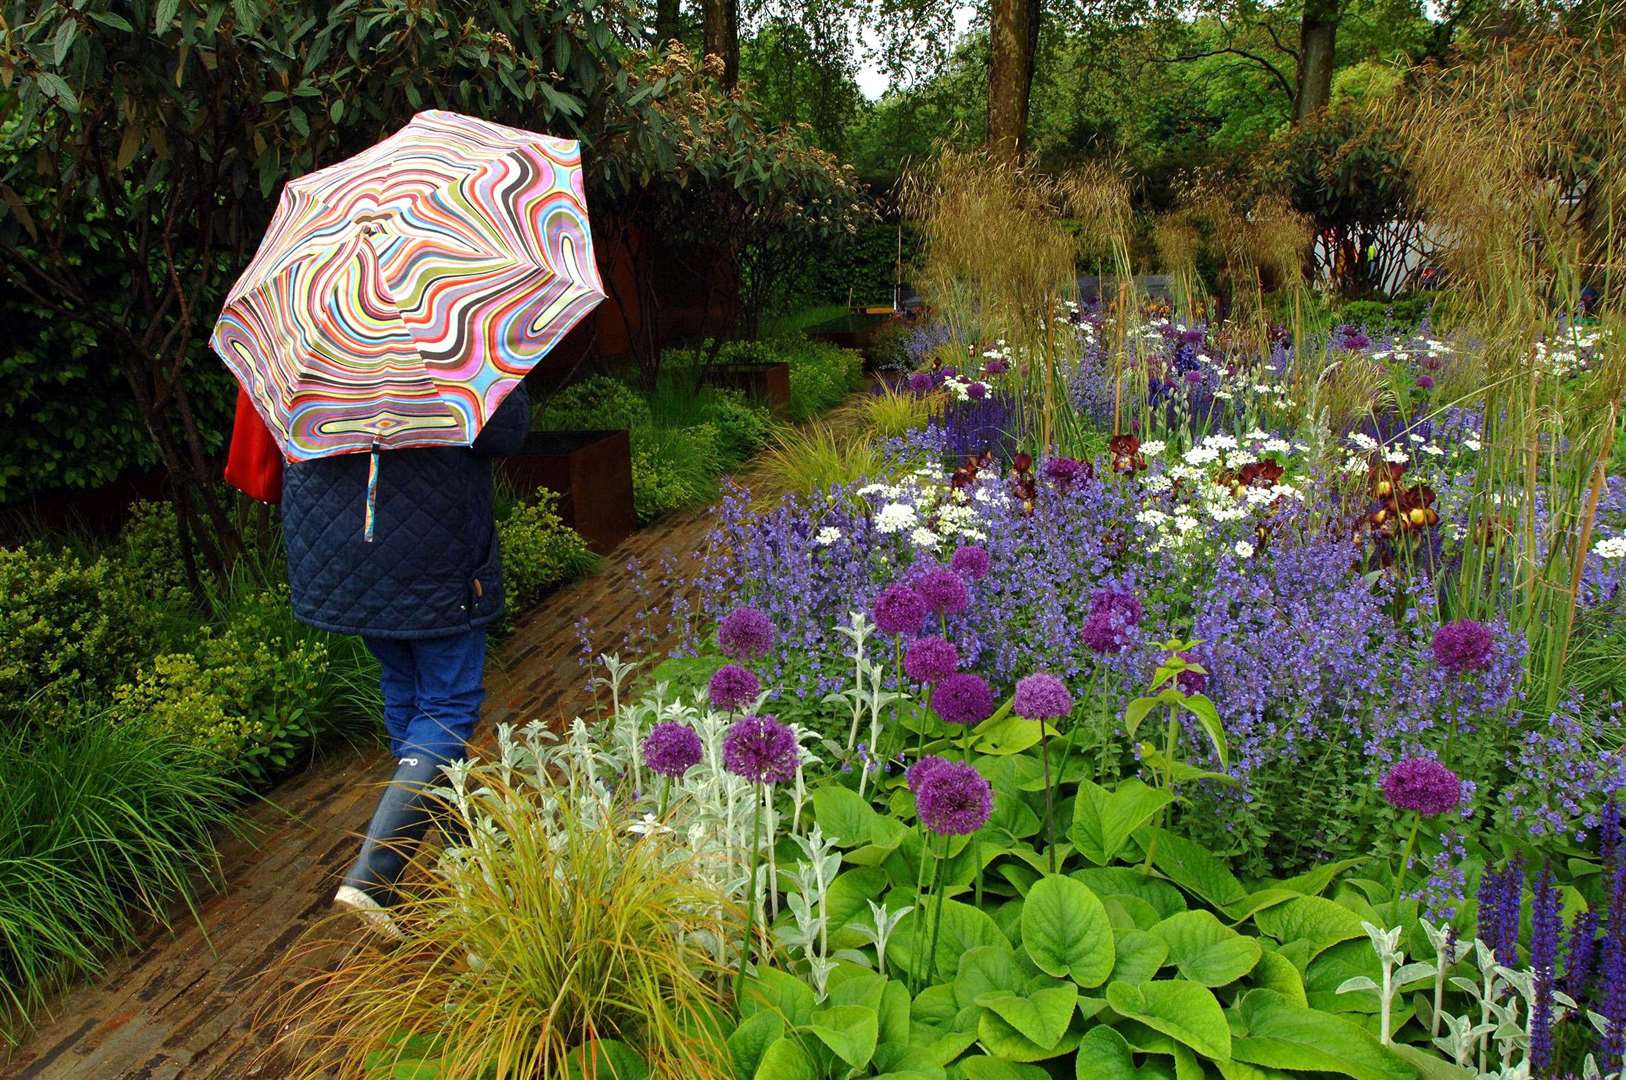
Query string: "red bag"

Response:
xmin=223 ymin=386 xmax=284 ymax=505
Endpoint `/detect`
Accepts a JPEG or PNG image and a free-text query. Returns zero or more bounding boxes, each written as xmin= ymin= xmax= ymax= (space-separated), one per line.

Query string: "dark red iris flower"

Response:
xmin=1108 ymin=434 xmax=1145 ymax=474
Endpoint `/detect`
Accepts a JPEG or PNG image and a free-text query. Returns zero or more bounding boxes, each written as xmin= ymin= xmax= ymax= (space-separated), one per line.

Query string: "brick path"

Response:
xmin=1 ymin=395 xmax=870 ymax=1079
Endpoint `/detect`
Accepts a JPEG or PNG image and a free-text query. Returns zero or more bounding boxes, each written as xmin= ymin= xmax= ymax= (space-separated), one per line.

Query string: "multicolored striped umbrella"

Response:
xmin=211 ymin=109 xmax=604 ymax=464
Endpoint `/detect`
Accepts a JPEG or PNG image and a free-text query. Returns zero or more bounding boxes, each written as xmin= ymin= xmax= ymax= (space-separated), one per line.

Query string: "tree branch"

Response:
xmin=1149 ymin=45 xmax=1297 ymax=107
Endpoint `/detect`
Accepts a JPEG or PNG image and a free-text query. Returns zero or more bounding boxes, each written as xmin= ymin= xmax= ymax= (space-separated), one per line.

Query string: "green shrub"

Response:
xmin=498 ymin=489 xmax=599 ymax=612
xmin=695 ymin=389 xmax=774 ymax=467
xmin=781 ymin=338 xmax=863 ymax=421
xmin=633 ymin=424 xmax=724 ymax=522
xmin=0 ymin=545 xmax=163 ymax=730
xmin=533 ymin=375 xmax=652 ymax=432
xmin=1334 ymin=294 xmax=1441 ymax=334
xmin=0 ymin=721 xmax=243 ymax=1038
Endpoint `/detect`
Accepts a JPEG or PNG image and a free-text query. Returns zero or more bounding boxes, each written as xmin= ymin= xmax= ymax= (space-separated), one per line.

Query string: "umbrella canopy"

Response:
xmin=211 ymin=110 xmax=604 ymax=462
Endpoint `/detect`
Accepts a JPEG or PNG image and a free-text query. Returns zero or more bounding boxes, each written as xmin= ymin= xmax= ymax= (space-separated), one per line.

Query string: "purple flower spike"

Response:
xmin=1381 ymin=757 xmax=1462 ymax=816
xmin=708 ymin=663 xmax=760 ymax=712
xmin=1432 ymin=619 xmax=1495 ymax=675
xmin=722 ymin=714 xmax=800 ymax=785
xmin=950 ymin=544 xmax=991 ymax=581
xmin=643 ymin=722 xmax=703 ymax=779
xmin=1014 ymin=673 xmax=1072 ymax=720
xmin=904 ymin=636 xmax=959 ymax=684
xmin=718 ymin=607 xmax=775 ymax=660
xmin=873 ymin=584 xmax=929 ymax=636
xmin=918 ymin=567 xmax=970 ymax=617
xmin=932 ymin=673 xmax=996 ymax=727
xmin=912 ymin=758 xmax=994 ymax=835
xmin=1531 ymin=864 xmax=1562 ymax=1072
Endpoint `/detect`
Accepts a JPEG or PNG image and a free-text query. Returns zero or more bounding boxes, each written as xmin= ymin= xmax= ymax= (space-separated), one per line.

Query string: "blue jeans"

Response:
xmin=363 ymin=630 xmax=487 ymax=766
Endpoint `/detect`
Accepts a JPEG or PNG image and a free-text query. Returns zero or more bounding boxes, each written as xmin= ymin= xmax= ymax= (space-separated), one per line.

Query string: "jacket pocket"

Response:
xmin=468 ymin=529 xmax=504 ymax=622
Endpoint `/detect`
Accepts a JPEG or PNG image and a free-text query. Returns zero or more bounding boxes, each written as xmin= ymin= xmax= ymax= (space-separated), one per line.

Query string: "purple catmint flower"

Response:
xmin=1175 ymin=652 xmax=1207 ymax=695
xmin=718 ymin=607 xmax=775 ymax=660
xmin=903 ymin=636 xmax=959 ymax=684
xmin=1432 ymin=619 xmax=1495 ymax=675
xmin=708 ymin=663 xmax=760 ymax=712
xmin=932 ymin=673 xmax=996 ymax=727
xmin=643 ymin=722 xmax=703 ymax=779
xmin=917 ymin=567 xmax=970 ymax=617
xmin=950 ymin=544 xmax=991 ymax=581
xmin=873 ymin=584 xmax=929 ymax=637
xmin=1014 ymin=673 xmax=1072 ymax=720
xmin=911 ymin=757 xmax=994 ymax=835
xmin=722 ymin=714 xmax=800 ymax=785
xmin=1381 ymin=758 xmax=1462 ymax=816
xmin=1081 ymin=588 xmax=1142 ymax=654
xmin=1531 ymin=864 xmax=1563 ymax=1072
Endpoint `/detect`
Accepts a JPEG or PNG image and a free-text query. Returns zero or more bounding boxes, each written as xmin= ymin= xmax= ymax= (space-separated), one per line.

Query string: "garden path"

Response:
xmin=3 ymin=395 xmax=871 ymax=1080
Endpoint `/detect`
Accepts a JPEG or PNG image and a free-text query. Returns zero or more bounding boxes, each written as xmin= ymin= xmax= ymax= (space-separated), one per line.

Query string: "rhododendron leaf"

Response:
xmin=1387 ymin=1043 xmax=1477 ymax=1080
xmin=1000 ymin=861 xmax=1042 ymax=897
xmin=1104 ymin=979 xmax=1232 ymax=1060
xmin=729 ymin=1012 xmax=786 ymax=1079
xmin=954 ymin=944 xmax=1026 ymax=1008
xmin=1253 ymin=897 xmax=1368 ymax=959
xmin=742 ymin=966 xmax=816 ymax=1025
xmin=1022 ymin=874 xmax=1116 ymax=987
xmin=1073 ymin=779 xmax=1175 ymax=865
xmin=1071 ymin=868 xmax=1188 ymax=919
xmin=1230 ymin=990 xmax=1414 ymax=1080
xmin=804 ymin=1004 xmax=878 ymax=1070
xmin=977 ymin=1004 xmax=1084 ymax=1061
xmin=910 ymin=1027 xmax=979 ymax=1066
xmin=1075 ymin=1025 xmax=1177 ymax=1080
xmin=1253 ymin=948 xmax=1310 ymax=1006
xmin=1152 ymin=909 xmax=1262 ymax=986
xmin=753 ymin=1035 xmax=817 ymax=1080
xmin=1142 ymin=828 xmax=1249 ymax=911
xmin=1226 ymin=889 xmax=1301 ymax=923
xmin=1113 ymin=928 xmax=1170 ymax=983
xmin=975 ymin=984 xmax=1078 ymax=1048
xmin=1216 ymin=1061 xmax=1296 ymax=1080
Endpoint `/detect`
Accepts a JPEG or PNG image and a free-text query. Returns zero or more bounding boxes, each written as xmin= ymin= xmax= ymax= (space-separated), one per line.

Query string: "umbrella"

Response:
xmin=210 ymin=108 xmax=604 ymax=472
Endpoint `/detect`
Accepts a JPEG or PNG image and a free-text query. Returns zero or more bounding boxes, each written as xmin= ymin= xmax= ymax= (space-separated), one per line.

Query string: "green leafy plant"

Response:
xmin=497 ymin=488 xmax=599 ymax=613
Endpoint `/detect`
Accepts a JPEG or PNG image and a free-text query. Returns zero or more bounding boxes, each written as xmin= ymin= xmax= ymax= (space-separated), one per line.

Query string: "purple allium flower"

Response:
xmin=873 ymin=584 xmax=929 ymax=637
xmin=1014 ymin=673 xmax=1072 ymax=720
xmin=967 ymin=381 xmax=987 ymax=400
xmin=907 ymin=372 xmax=934 ymax=394
xmin=1531 ymin=864 xmax=1563 ymax=1072
xmin=1044 ymin=456 xmax=1084 ymax=487
xmin=722 ymin=714 xmax=800 ymax=785
xmin=1381 ymin=758 xmax=1462 ymax=816
xmin=1431 ymin=619 xmax=1495 ymax=675
xmin=911 ymin=757 xmax=994 ymax=835
xmin=906 ymin=753 xmax=952 ymax=793
xmin=1416 ymin=374 xmax=1435 ymax=390
xmin=708 ymin=663 xmax=760 ymax=712
xmin=643 ymin=722 xmax=703 ymax=779
xmin=1175 ymin=652 xmax=1207 ymax=695
xmin=932 ymin=673 xmax=996 ymax=726
xmin=917 ymin=567 xmax=970 ymax=617
xmin=718 ymin=607 xmax=775 ymax=660
xmin=984 ymin=358 xmax=1009 ymax=375
xmin=903 ymin=636 xmax=959 ymax=684
xmin=950 ymin=544 xmax=991 ymax=581
xmin=1080 ymin=588 xmax=1143 ymax=654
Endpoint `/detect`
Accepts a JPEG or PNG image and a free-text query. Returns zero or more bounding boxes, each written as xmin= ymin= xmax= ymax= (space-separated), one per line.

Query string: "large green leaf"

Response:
xmin=1105 ymin=895 xmax=1163 ymax=931
xmin=953 ymin=945 xmax=1027 ymax=1009
xmin=974 ymin=713 xmax=1054 ymax=755
xmin=1022 ymin=874 xmax=1116 ymax=987
xmin=1071 ymin=868 xmax=1188 ymax=919
xmin=878 ymin=979 xmax=912 ymax=1045
xmin=805 ymin=1004 xmax=878 ymax=1070
xmin=961 ymin=1058 xmax=1052 ymax=1080
xmin=1104 ymin=979 xmax=1232 ymax=1061
xmin=1252 ymin=897 xmax=1367 ymax=959
xmin=889 ymin=897 xmax=1008 ymax=981
xmin=813 ymin=786 xmax=904 ymax=848
xmin=1152 ymin=910 xmax=1262 ymax=987
xmin=1072 ymin=779 xmax=1175 ymax=865
xmin=975 ymin=985 xmax=1078 ymax=1049
xmin=729 ymin=1012 xmax=785 ymax=1079
xmin=1275 ymin=859 xmax=1363 ymax=897
xmin=741 ymin=967 xmax=816 ymax=1026
xmin=565 ymin=1039 xmax=648 ymax=1080
xmin=1075 ymin=1024 xmax=1176 ymax=1080
xmin=1113 ymin=929 xmax=1170 ymax=984
xmin=754 ymin=1036 xmax=817 ymax=1080
xmin=977 ymin=1006 xmax=1084 ymax=1062
xmin=826 ymin=867 xmax=891 ymax=948
xmin=1305 ymin=940 xmax=1383 ymax=1013
xmin=1252 ymin=949 xmax=1309 ymax=1007
xmin=1230 ymin=991 xmax=1414 ymax=1080
xmin=981 ymin=784 xmax=1042 ymax=843
xmin=1142 ymin=828 xmax=1248 ymax=912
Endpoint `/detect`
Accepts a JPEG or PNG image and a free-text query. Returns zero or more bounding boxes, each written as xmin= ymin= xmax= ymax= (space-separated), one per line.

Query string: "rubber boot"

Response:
xmin=339 ymin=753 xmax=447 ymax=907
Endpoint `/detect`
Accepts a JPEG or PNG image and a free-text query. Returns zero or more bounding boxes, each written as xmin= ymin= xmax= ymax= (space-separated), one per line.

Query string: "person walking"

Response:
xmin=273 ymin=383 xmax=530 ymax=935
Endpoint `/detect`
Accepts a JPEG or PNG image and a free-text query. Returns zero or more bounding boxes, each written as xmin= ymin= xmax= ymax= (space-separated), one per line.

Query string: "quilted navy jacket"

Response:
xmin=280 ymin=384 xmax=530 ymax=639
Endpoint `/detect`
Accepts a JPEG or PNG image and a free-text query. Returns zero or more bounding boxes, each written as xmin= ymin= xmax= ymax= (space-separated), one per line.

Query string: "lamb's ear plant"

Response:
xmin=1336 ymin=922 xmax=1438 ymax=1045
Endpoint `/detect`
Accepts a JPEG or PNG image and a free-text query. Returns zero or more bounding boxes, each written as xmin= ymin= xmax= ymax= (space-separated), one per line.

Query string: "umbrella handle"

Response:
xmin=363 ymin=448 xmax=380 ymax=543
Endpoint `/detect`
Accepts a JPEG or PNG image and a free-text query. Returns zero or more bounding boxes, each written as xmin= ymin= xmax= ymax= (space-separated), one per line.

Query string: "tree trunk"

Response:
xmin=1293 ymin=0 xmax=1338 ymax=122
xmin=655 ymin=0 xmax=680 ymax=47
xmin=987 ymin=0 xmax=1039 ymax=162
xmin=702 ymin=0 xmax=739 ymax=90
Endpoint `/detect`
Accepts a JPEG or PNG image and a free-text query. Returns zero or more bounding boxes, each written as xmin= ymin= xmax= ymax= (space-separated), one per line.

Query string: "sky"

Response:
xmin=853 ymin=3 xmax=978 ymax=99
